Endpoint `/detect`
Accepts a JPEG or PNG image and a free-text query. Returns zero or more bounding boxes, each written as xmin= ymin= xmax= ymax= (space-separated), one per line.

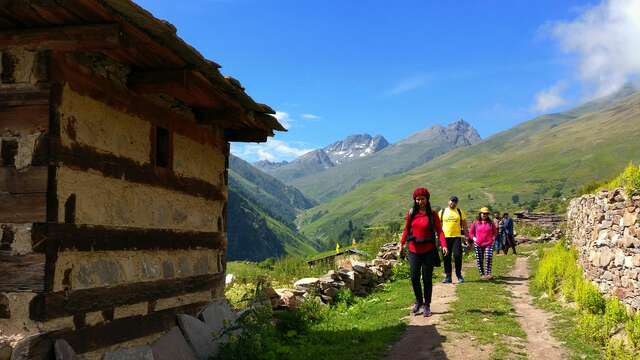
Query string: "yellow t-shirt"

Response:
xmin=439 ymin=207 xmax=466 ymax=237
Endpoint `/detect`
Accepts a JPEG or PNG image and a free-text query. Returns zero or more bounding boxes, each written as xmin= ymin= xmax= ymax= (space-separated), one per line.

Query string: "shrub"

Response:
xmin=577 ymin=312 xmax=607 ymax=345
xmin=626 ymin=313 xmax=640 ymax=349
xmin=334 ymin=288 xmax=356 ymax=307
xmin=603 ymin=162 xmax=640 ymax=196
xmin=516 ymin=223 xmax=544 ymax=238
xmin=392 ymin=261 xmax=410 ymax=280
xmin=559 ymin=261 xmax=583 ymax=302
xmin=605 ymin=338 xmax=636 ymax=360
xmin=532 ymin=242 xmax=577 ymax=296
xmin=575 ymin=280 xmax=606 ymax=315
xmin=604 ymin=297 xmax=629 ymax=334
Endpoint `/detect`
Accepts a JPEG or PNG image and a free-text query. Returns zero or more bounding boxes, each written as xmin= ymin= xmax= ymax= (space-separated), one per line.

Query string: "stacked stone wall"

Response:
xmin=567 ymin=188 xmax=640 ymax=309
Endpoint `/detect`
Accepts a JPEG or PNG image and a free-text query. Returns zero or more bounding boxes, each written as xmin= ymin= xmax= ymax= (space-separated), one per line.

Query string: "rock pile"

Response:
xmin=516 ymin=228 xmax=564 ymax=245
xmin=264 ymin=243 xmax=400 ymax=309
xmin=567 ymin=188 xmax=640 ymax=310
xmin=514 ymin=210 xmax=565 ymax=229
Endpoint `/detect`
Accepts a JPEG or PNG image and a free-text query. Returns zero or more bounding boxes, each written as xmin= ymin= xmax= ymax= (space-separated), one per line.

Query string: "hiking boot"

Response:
xmin=442 ymin=276 xmax=452 ymax=284
xmin=423 ymin=305 xmax=432 ymax=317
xmin=411 ymin=303 xmax=423 ymax=315
xmin=457 ymin=275 xmax=464 ymax=283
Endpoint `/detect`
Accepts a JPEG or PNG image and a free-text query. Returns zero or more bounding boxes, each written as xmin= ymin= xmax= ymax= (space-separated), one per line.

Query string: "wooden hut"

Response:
xmin=0 ymin=0 xmax=283 ymax=357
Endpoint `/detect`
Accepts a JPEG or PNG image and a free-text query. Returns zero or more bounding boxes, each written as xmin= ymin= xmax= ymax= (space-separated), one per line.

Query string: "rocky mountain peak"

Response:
xmin=293 ymin=149 xmax=334 ymax=169
xmin=254 ymin=159 xmax=290 ymax=171
xmin=399 ymin=118 xmax=481 ymax=146
xmin=323 ymin=134 xmax=390 ymax=165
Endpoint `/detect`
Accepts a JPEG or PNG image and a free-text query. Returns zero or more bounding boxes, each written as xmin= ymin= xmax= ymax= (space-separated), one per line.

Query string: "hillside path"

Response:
xmin=504 ymin=255 xmax=566 ymax=360
xmin=384 ymin=277 xmax=491 ymax=360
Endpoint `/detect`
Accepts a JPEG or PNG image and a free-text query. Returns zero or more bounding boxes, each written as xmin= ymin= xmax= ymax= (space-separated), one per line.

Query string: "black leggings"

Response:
xmin=443 ymin=237 xmax=463 ymax=277
xmin=408 ymin=251 xmax=435 ymax=306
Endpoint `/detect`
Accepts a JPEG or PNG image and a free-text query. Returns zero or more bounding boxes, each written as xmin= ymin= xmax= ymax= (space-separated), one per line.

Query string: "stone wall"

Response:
xmin=567 ymin=188 xmax=640 ymax=309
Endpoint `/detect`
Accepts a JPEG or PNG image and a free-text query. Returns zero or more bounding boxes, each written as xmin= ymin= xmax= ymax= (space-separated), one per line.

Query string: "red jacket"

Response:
xmin=401 ymin=210 xmax=447 ymax=254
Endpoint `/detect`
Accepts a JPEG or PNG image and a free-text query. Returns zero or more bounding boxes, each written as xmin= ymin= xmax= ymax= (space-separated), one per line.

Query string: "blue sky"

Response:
xmin=136 ymin=0 xmax=640 ymax=162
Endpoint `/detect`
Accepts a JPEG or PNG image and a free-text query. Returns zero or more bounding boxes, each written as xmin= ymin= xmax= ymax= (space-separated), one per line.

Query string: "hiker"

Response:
xmin=439 ymin=196 xmax=468 ymax=283
xmin=399 ymin=187 xmax=447 ymax=317
xmin=493 ymin=211 xmax=503 ymax=254
xmin=469 ymin=207 xmax=497 ymax=280
xmin=501 ymin=213 xmax=517 ymax=255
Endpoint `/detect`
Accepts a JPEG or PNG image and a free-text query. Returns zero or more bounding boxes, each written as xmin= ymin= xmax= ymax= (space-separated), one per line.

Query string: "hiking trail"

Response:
xmin=384 ymin=275 xmax=492 ymax=360
xmin=504 ymin=255 xmax=566 ymax=360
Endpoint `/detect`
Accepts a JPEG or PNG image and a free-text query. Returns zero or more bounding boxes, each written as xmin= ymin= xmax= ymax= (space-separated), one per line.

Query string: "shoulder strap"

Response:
xmin=457 ymin=208 xmax=463 ymax=227
xmin=439 ymin=208 xmax=444 ymax=220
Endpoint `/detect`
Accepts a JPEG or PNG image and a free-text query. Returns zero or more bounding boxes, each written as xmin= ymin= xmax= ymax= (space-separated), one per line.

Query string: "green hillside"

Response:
xmin=227 ymin=155 xmax=320 ymax=260
xmin=291 ymin=119 xmax=480 ymax=202
xmin=299 ymin=90 xmax=640 ymax=248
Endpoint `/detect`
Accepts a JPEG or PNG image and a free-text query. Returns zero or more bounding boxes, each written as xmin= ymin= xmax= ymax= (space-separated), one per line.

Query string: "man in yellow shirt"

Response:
xmin=439 ymin=196 xmax=468 ymax=283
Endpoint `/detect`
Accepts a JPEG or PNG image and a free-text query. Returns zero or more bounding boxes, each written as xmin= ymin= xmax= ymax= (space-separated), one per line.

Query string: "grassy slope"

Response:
xmin=300 ymin=92 xmax=640 ymax=246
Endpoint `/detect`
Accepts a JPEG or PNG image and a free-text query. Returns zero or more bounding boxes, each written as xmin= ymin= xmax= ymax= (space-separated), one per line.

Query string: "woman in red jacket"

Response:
xmin=399 ymin=187 xmax=448 ymax=317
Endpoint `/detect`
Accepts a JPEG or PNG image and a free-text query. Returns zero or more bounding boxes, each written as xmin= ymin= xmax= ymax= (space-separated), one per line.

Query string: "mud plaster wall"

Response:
xmin=52 ymin=249 xmax=223 ymax=292
xmin=56 ymin=167 xmax=222 ymax=231
xmin=59 ymin=85 xmax=227 ymax=184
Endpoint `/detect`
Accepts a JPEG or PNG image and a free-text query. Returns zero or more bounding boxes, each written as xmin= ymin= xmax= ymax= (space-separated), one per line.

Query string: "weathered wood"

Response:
xmin=50 ymin=301 xmax=207 ymax=354
xmin=49 ymin=54 xmax=223 ymax=149
xmin=0 ymin=293 xmax=10 ymax=318
xmin=30 ymin=223 xmax=227 ymax=252
xmin=0 ymin=193 xmax=46 ymax=222
xmin=51 ymin=140 xmax=226 ymax=201
xmin=129 ymin=69 xmax=227 ymax=109
xmin=224 ymin=128 xmax=272 ymax=142
xmin=0 ymin=23 xmax=122 ymax=50
xmin=0 ymin=253 xmax=45 ymax=292
xmin=30 ymin=273 xmax=223 ymax=321
xmin=0 ymin=166 xmax=47 ymax=194
xmin=0 ymin=104 xmax=49 ymax=135
xmin=0 ymin=85 xmax=50 ymax=106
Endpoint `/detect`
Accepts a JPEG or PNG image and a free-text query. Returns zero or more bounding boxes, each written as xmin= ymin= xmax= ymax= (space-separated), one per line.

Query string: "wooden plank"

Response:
xmin=129 ymin=69 xmax=227 ymax=108
xmin=224 ymin=128 xmax=272 ymax=142
xmin=50 ymin=301 xmax=207 ymax=354
xmin=0 ymin=104 xmax=49 ymax=135
xmin=0 ymin=193 xmax=46 ymax=222
xmin=0 ymin=23 xmax=122 ymax=51
xmin=0 ymin=253 xmax=45 ymax=292
xmin=0 ymin=85 xmax=50 ymax=106
xmin=30 ymin=273 xmax=223 ymax=321
xmin=31 ymin=223 xmax=227 ymax=252
xmin=0 ymin=166 xmax=47 ymax=194
xmin=51 ymin=140 xmax=226 ymax=202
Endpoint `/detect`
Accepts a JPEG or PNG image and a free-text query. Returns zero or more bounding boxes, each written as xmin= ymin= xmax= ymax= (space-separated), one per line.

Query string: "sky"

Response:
xmin=136 ymin=0 xmax=640 ymax=162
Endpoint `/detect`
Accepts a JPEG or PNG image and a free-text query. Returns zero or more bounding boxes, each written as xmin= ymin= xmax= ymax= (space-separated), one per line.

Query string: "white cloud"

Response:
xmin=274 ymin=111 xmax=292 ymax=129
xmin=232 ymin=139 xmax=314 ymax=162
xmin=532 ymin=81 xmax=568 ymax=112
xmin=301 ymin=113 xmax=321 ymax=120
xmin=385 ymin=75 xmax=429 ymax=96
xmin=549 ymin=0 xmax=640 ymax=97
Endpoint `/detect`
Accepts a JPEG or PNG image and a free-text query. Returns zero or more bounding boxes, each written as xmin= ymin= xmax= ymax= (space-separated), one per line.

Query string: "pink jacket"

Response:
xmin=469 ymin=220 xmax=497 ymax=247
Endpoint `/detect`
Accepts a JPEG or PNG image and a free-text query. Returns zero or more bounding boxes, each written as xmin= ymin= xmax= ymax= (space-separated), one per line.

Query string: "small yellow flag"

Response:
xmin=336 ymin=243 xmax=341 ymax=253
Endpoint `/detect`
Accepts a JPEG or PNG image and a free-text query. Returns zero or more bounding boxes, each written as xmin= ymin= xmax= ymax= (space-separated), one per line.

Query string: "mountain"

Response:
xmin=324 ymin=134 xmax=389 ymax=165
xmin=227 ymin=155 xmax=319 ymax=260
xmin=299 ymin=88 xmax=640 ymax=248
xmin=254 ymin=133 xmax=389 ymax=183
xmin=290 ymin=119 xmax=481 ymax=202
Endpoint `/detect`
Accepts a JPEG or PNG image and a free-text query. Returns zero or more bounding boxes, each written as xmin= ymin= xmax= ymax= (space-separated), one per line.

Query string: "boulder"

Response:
xmin=177 ymin=314 xmax=218 ymax=360
xmin=103 ymin=346 xmax=154 ymax=360
xmin=198 ymin=299 xmax=238 ymax=336
xmin=274 ymin=289 xmax=304 ymax=309
xmin=151 ymin=327 xmax=197 ymax=360
xmin=294 ymin=278 xmax=320 ymax=292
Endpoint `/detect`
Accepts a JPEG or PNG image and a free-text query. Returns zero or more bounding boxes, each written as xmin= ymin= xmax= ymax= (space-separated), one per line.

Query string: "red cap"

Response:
xmin=412 ymin=187 xmax=430 ymax=199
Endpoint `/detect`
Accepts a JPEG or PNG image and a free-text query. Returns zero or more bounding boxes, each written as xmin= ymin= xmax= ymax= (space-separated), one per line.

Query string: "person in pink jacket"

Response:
xmin=468 ymin=207 xmax=497 ymax=280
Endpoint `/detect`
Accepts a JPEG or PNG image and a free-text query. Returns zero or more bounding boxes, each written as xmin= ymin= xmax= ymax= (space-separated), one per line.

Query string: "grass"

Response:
xmin=445 ymin=253 xmax=527 ymax=359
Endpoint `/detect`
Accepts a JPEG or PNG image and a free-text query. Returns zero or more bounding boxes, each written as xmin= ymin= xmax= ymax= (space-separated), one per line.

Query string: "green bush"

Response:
xmin=577 ymin=312 xmax=607 ymax=345
xmin=532 ymin=242 xmax=578 ymax=296
xmin=626 ymin=313 xmax=640 ymax=349
xmin=515 ymin=223 xmax=545 ymax=238
xmin=392 ymin=261 xmax=410 ymax=280
xmin=334 ymin=288 xmax=356 ymax=307
xmin=604 ymin=297 xmax=629 ymax=334
xmin=575 ymin=280 xmax=606 ymax=315
xmin=605 ymin=338 xmax=636 ymax=360
xmin=603 ymin=162 xmax=640 ymax=196
xmin=559 ymin=260 xmax=583 ymax=301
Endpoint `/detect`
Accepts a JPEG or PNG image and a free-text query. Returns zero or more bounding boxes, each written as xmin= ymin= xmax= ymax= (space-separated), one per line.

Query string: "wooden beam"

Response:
xmin=50 ymin=301 xmax=207 ymax=354
xmin=0 ymin=253 xmax=45 ymax=293
xmin=194 ymin=107 xmax=242 ymax=129
xmin=224 ymin=128 xmax=272 ymax=143
xmin=30 ymin=273 xmax=223 ymax=321
xmin=0 ymin=166 xmax=47 ymax=194
xmin=0 ymin=193 xmax=46 ymax=223
xmin=31 ymin=223 xmax=227 ymax=253
xmin=128 ymin=69 xmax=227 ymax=109
xmin=0 ymin=85 xmax=50 ymax=106
xmin=51 ymin=140 xmax=226 ymax=202
xmin=0 ymin=23 xmax=122 ymax=50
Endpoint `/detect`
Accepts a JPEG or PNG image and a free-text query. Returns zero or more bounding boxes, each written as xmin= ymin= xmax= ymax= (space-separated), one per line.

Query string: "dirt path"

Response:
xmin=505 ymin=256 xmax=566 ymax=360
xmin=384 ymin=279 xmax=491 ymax=360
